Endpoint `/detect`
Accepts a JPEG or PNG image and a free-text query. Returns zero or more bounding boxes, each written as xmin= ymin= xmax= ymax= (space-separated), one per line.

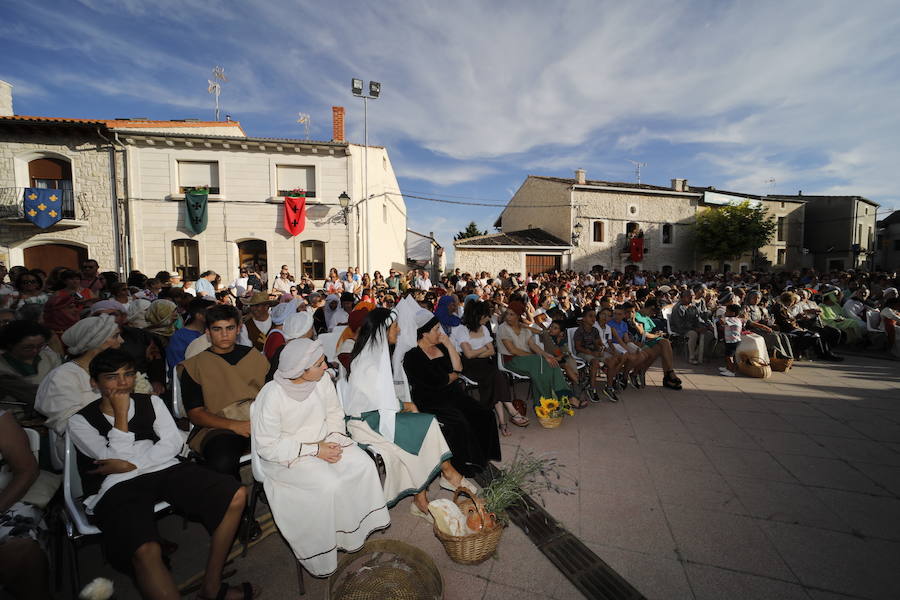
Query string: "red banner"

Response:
xmin=283 ymin=196 xmax=307 ymax=236
xmin=629 ymin=236 xmax=644 ymax=262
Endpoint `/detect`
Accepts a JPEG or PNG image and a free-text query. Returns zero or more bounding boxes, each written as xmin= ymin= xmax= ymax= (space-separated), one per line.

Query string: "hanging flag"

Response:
xmin=283 ymin=196 xmax=307 ymax=236
xmin=23 ymin=188 xmax=64 ymax=229
xmin=629 ymin=236 xmax=644 ymax=262
xmin=184 ymin=190 xmax=209 ymax=234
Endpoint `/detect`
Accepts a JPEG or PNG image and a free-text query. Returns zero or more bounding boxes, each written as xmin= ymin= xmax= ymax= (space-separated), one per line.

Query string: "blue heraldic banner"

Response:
xmin=23 ymin=188 xmax=64 ymax=229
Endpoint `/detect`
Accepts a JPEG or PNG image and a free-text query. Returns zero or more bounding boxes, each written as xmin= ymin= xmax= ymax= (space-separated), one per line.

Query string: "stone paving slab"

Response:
xmin=70 ymin=354 xmax=900 ymax=599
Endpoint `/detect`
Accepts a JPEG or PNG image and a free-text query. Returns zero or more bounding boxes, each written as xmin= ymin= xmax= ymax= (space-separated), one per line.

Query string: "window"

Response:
xmin=383 ymin=203 xmax=388 ymax=224
xmin=178 ymin=161 xmax=219 ymax=194
xmin=276 ymin=165 xmax=316 ymax=197
xmin=172 ymin=239 xmax=200 ymax=281
xmin=704 ymin=264 xmax=712 ymax=272
xmin=592 ymin=221 xmax=604 ymax=242
xmin=868 ymin=226 xmax=873 ymax=248
xmin=628 ymin=205 xmax=638 ymax=216
xmin=858 ymin=224 xmax=863 ymax=244
xmin=777 ymin=217 xmax=785 ymax=241
xmin=777 ymin=249 xmax=786 ymax=265
xmin=661 ymin=223 xmax=673 ymax=245
xmin=723 ymin=263 xmax=732 ymax=273
xmin=662 ymin=265 xmax=672 ymax=276
xmin=28 ymin=157 xmax=75 ymax=219
xmin=780 ymin=201 xmax=785 ymax=208
xmin=301 ymin=240 xmax=325 ymax=279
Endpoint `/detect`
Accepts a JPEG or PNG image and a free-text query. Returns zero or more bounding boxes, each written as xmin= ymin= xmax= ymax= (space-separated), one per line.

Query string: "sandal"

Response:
xmin=410 ymin=502 xmax=434 ymax=523
xmin=498 ymin=422 xmax=512 ymax=437
xmin=200 ymin=582 xmax=259 ymax=600
xmin=510 ymin=414 xmax=530 ymax=427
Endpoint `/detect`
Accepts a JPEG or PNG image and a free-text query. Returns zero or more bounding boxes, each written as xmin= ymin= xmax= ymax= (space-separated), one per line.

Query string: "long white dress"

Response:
xmin=251 ymin=376 xmax=389 ymax=577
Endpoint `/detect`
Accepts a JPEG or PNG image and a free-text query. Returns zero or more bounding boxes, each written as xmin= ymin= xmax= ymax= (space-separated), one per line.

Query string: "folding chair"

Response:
xmin=496 ymin=352 xmax=532 ymax=410
xmin=660 ymin=306 xmax=688 ymax=357
xmin=61 ymin=433 xmax=170 ymax=592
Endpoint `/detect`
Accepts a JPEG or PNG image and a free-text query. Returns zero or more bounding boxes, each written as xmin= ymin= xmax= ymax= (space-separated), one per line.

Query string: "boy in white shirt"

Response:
xmin=719 ymin=304 xmax=744 ymax=377
xmin=68 ymin=349 xmax=252 ymax=599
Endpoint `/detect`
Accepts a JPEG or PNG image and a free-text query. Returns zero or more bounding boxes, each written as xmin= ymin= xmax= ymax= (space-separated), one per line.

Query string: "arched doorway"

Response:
xmin=23 ymin=242 xmax=87 ymax=273
xmin=237 ymin=239 xmax=268 ymax=287
xmin=28 ymin=157 xmax=75 ymax=219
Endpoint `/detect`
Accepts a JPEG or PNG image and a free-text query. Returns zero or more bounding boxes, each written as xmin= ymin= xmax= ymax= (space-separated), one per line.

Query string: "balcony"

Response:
xmin=0 ymin=187 xmax=85 ymax=227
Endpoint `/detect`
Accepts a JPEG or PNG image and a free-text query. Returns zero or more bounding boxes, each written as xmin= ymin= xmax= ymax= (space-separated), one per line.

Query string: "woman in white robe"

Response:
xmin=251 ymin=338 xmax=389 ymax=577
xmin=340 ymin=306 xmax=477 ymax=521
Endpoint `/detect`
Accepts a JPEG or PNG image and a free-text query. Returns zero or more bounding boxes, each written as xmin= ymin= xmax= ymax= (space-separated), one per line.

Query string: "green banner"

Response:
xmin=183 ymin=190 xmax=209 ymax=234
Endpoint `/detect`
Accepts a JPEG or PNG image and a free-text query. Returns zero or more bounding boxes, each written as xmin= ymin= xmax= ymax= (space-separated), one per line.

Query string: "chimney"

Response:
xmin=671 ymin=178 xmax=687 ymax=192
xmin=331 ymin=106 xmax=345 ymax=142
xmin=0 ymin=80 xmax=13 ymax=117
xmin=574 ymin=169 xmax=586 ymax=184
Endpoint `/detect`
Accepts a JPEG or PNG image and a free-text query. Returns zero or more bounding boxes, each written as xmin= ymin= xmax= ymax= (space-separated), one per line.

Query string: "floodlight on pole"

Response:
xmin=350 ymin=77 xmax=382 ymax=274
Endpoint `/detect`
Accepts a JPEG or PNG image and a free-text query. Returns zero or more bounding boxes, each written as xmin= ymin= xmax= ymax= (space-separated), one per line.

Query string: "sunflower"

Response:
xmin=567 ymin=410 xmax=575 ymax=416
xmin=539 ymin=397 xmax=552 ymax=409
xmin=535 ymin=406 xmax=549 ymax=419
xmin=545 ymin=399 xmax=560 ymax=412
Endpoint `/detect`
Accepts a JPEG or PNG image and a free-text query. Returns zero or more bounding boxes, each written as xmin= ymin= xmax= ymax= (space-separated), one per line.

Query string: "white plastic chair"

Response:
xmin=25 ymin=427 xmax=40 ymax=462
xmin=866 ymin=310 xmax=886 ymax=334
xmin=565 ymin=327 xmax=588 ymax=370
xmin=62 ymin=432 xmax=170 ymax=591
xmin=496 ymin=351 xmax=532 ymax=409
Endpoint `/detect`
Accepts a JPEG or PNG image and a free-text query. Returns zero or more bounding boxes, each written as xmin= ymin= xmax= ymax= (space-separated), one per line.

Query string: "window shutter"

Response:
xmin=178 ymin=161 xmax=218 ymax=188
xmin=277 ymin=166 xmax=315 ymax=194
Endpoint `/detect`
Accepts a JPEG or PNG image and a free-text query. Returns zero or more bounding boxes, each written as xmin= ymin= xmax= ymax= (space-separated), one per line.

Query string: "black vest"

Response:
xmin=75 ymin=394 xmax=159 ymax=497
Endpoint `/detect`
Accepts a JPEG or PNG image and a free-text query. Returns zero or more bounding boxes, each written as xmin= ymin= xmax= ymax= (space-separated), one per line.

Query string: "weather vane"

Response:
xmin=297 ymin=112 xmax=311 ymax=139
xmin=208 ymin=66 xmax=228 ymax=121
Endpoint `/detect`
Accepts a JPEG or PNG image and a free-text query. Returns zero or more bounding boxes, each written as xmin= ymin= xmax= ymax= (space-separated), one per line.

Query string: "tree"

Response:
xmin=692 ymin=201 xmax=776 ymax=263
xmin=454 ymin=221 xmax=488 ymax=240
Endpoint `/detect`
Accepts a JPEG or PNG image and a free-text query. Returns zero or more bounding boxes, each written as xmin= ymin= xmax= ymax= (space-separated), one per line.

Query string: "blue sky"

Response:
xmin=2 ymin=1 xmax=899 ymax=265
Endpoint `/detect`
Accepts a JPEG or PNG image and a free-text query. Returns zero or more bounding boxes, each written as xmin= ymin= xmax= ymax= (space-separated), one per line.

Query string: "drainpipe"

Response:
xmin=112 ymin=132 xmax=132 ymax=274
xmin=96 ymin=127 xmax=124 ymax=277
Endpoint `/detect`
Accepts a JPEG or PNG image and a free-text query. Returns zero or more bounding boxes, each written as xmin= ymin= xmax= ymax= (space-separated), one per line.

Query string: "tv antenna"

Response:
xmin=765 ymin=177 xmax=776 ymax=194
xmin=297 ymin=112 xmax=311 ymax=139
xmin=208 ymin=66 xmax=228 ymax=121
xmin=628 ymin=160 xmax=647 ymax=184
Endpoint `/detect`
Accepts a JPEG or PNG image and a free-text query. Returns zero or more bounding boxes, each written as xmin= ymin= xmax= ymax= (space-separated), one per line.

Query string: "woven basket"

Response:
xmin=433 ymin=489 xmax=504 ymax=565
xmin=328 ymin=538 xmax=443 ymax=600
xmin=538 ymin=416 xmax=563 ymax=429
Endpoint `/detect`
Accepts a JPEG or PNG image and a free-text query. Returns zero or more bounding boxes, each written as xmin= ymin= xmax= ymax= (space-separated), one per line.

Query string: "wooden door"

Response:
xmin=23 ymin=243 xmax=87 ymax=273
xmin=525 ymin=254 xmax=561 ymax=275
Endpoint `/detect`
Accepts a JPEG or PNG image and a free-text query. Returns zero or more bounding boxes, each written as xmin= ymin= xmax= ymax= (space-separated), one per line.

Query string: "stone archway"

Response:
xmin=23 ymin=242 xmax=88 ymax=273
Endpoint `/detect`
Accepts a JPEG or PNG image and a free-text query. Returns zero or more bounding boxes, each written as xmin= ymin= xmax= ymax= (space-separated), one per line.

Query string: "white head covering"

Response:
xmin=274 ymin=338 xmax=324 ymax=401
xmin=391 ymin=295 xmax=421 ymax=406
xmin=323 ymin=294 xmax=348 ymax=332
xmin=345 ymin=309 xmax=400 ymax=442
xmin=62 ymin=314 xmax=120 ymax=356
xmin=127 ymin=298 xmax=152 ymax=328
xmin=90 ymin=300 xmax=128 ymax=315
xmin=282 ymin=310 xmax=313 ymax=341
xmin=270 ymin=297 xmax=299 ymax=325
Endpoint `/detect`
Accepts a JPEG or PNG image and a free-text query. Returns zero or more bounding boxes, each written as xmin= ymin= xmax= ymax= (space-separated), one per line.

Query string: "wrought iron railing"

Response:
xmin=0 ymin=187 xmax=77 ymax=221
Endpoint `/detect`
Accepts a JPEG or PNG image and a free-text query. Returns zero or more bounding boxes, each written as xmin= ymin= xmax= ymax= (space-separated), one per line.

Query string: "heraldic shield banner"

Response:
xmin=23 ymin=188 xmax=64 ymax=229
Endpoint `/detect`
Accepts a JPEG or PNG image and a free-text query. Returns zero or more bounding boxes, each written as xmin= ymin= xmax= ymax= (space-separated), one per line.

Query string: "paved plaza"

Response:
xmin=76 ymin=354 xmax=900 ymax=600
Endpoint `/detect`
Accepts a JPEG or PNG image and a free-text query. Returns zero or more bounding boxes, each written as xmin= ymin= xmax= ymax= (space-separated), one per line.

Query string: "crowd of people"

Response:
xmin=0 ymin=258 xmax=897 ymax=599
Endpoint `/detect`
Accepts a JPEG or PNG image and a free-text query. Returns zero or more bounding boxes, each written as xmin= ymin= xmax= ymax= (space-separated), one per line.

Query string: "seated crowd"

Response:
xmin=0 ymin=259 xmax=897 ymax=599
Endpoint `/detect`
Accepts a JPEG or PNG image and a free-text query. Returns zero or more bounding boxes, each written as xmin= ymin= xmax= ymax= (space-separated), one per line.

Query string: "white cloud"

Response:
xmin=394 ymin=163 xmax=498 ymax=186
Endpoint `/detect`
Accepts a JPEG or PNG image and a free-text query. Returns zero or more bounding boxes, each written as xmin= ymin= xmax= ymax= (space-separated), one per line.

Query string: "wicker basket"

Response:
xmin=433 ymin=489 xmax=504 ymax=565
xmin=538 ymin=416 xmax=563 ymax=429
xmin=328 ymin=538 xmax=443 ymax=600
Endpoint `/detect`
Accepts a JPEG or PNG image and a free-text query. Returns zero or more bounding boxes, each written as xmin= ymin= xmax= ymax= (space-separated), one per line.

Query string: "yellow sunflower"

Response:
xmin=545 ymin=399 xmax=560 ymax=411
xmin=535 ymin=406 xmax=549 ymax=419
xmin=567 ymin=410 xmax=575 ymax=416
xmin=539 ymin=397 xmax=552 ymax=409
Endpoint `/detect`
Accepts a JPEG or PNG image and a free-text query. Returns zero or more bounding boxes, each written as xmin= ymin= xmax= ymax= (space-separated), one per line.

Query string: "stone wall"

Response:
xmin=0 ymin=129 xmax=119 ymax=270
xmin=455 ymin=248 xmax=528 ymax=274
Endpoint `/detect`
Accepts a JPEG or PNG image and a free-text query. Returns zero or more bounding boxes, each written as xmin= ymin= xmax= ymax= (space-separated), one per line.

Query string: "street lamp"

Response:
xmin=338 ymin=191 xmax=351 ymax=224
xmin=572 ymin=221 xmax=584 ymax=246
xmin=351 ymin=77 xmax=381 ymax=274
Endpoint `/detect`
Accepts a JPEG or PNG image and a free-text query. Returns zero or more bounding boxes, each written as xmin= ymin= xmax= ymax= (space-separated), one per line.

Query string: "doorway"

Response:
xmin=23 ymin=243 xmax=87 ymax=274
xmin=237 ymin=239 xmax=268 ymax=286
xmin=525 ymin=254 xmax=561 ymax=275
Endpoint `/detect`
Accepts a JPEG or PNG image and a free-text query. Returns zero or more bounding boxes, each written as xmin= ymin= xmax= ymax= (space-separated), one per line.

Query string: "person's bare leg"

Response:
xmin=658 ymin=339 xmax=675 ymax=372
xmin=413 ymin=490 xmax=430 ymax=513
xmin=200 ymin=487 xmax=249 ymax=600
xmin=133 ymin=542 xmax=180 ymax=600
xmin=0 ymin=538 xmax=51 ymax=600
xmin=440 ymin=461 xmax=464 ymax=486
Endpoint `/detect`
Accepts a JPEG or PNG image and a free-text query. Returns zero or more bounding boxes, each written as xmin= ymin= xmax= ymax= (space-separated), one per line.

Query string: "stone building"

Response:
xmin=454 ymin=170 xmax=810 ymax=275
xmin=406 ymin=229 xmax=445 ymax=280
xmin=0 ymin=113 xmax=123 ymax=274
xmin=875 ymin=210 xmax=900 ymax=271
xmin=780 ymin=194 xmax=879 ymax=271
xmin=0 ymin=81 xmax=408 ymax=282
